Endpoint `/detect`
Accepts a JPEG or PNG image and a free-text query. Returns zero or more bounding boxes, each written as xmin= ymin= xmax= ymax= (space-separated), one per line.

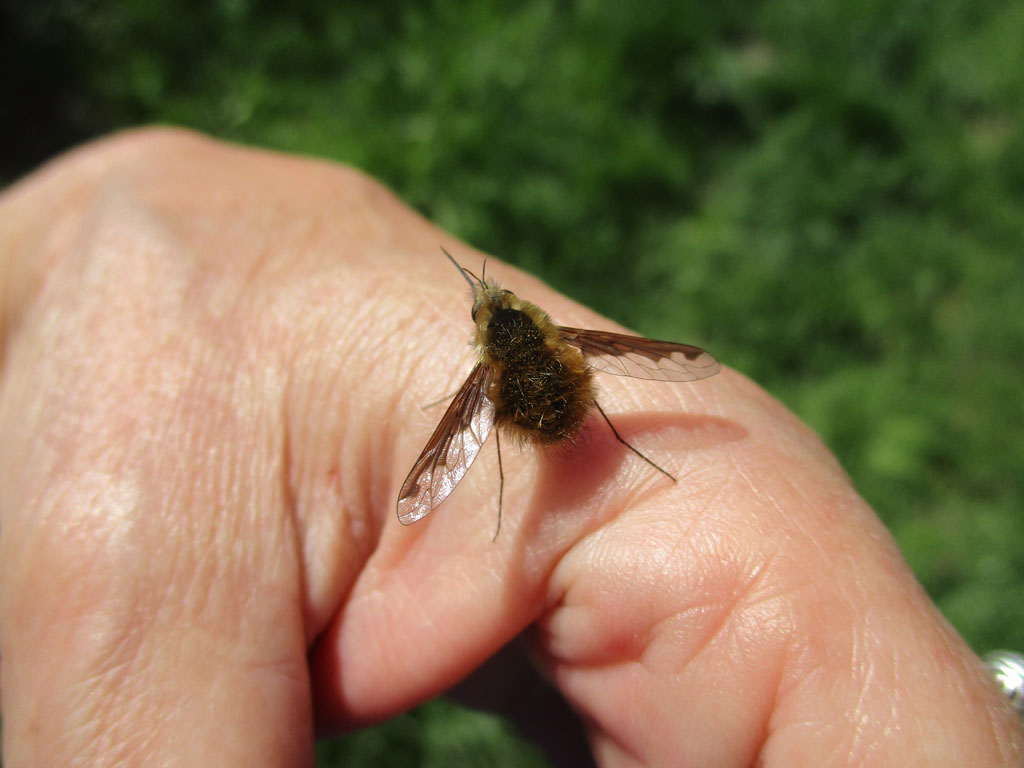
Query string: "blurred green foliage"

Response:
xmin=314 ymin=699 xmax=547 ymax=767
xmin=3 ymin=0 xmax=1023 ymax=764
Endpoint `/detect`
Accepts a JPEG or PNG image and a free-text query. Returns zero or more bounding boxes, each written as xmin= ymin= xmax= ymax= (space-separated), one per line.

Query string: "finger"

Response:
xmin=533 ymin=379 xmax=1024 ymax=766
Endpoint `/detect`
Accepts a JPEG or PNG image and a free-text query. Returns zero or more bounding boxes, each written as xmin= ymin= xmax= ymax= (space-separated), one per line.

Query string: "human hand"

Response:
xmin=1 ymin=129 xmax=1020 ymax=766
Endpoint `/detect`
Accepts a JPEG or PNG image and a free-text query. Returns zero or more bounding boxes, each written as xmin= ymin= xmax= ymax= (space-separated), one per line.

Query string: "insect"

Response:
xmin=397 ymin=248 xmax=721 ymax=537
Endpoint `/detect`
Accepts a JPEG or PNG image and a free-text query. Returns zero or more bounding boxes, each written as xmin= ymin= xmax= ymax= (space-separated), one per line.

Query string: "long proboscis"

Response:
xmin=440 ymin=246 xmax=478 ymax=288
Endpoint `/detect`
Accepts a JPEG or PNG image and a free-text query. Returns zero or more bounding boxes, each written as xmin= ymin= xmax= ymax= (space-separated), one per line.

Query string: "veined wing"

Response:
xmin=559 ymin=326 xmax=720 ymax=382
xmin=397 ymin=363 xmax=495 ymax=525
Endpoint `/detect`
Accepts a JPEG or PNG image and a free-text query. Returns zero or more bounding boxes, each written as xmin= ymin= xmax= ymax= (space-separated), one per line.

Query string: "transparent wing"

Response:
xmin=559 ymin=326 xmax=720 ymax=382
xmin=397 ymin=363 xmax=496 ymax=525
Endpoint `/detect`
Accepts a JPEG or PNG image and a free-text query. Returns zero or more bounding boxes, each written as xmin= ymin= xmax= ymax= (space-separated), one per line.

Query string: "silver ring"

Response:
xmin=984 ymin=650 xmax=1024 ymax=719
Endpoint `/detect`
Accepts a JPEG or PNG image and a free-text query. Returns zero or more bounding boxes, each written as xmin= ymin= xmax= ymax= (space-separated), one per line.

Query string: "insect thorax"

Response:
xmin=484 ymin=307 xmax=594 ymax=443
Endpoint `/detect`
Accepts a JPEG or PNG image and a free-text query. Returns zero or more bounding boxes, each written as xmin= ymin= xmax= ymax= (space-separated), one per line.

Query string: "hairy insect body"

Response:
xmin=480 ymin=301 xmax=595 ymax=444
xmin=396 ymin=247 xmax=720 ymax=531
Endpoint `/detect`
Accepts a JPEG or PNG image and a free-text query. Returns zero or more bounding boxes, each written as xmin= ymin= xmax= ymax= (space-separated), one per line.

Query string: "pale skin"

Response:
xmin=0 ymin=129 xmax=1020 ymax=767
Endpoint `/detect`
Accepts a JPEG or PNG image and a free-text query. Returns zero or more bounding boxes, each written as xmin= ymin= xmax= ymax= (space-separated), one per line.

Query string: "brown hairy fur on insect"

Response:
xmin=395 ymin=247 xmax=720 ymax=534
xmin=470 ymin=281 xmax=595 ymax=445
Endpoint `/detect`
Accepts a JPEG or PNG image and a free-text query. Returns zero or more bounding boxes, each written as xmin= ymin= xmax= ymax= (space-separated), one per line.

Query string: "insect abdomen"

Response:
xmin=485 ymin=307 xmax=593 ymax=443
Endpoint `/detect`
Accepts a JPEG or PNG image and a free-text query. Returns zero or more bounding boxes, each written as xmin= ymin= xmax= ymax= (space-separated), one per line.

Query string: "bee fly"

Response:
xmin=397 ymin=248 xmax=721 ymax=538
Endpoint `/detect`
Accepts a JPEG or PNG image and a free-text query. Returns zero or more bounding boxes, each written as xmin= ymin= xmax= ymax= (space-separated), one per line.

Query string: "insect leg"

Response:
xmin=593 ymin=401 xmax=677 ymax=482
xmin=492 ymin=429 xmax=505 ymax=542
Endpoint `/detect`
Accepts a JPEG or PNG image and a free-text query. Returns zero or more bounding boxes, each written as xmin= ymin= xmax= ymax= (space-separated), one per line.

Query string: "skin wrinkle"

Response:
xmin=550 ymin=490 xmax=791 ymax=688
xmin=849 ymin=561 xmax=886 ymax=743
xmin=753 ymin=536 xmax=864 ymax=765
xmin=828 ymin=519 xmax=933 ymax=755
xmin=123 ymin=244 xmax=297 ymax=698
xmin=748 ymin=635 xmax=789 ymax=768
xmin=37 ymin=532 xmax=170 ymax=766
xmin=644 ymin=538 xmax=790 ymax=695
xmin=392 ymin=300 xmax=474 ymax=411
xmin=645 ymin=604 xmax=727 ymax=682
xmin=723 ymin=555 xmax=794 ymax=651
xmin=281 ymin=301 xmax=353 ymax=518
xmin=362 ymin=381 xmax=401 ymax=543
xmin=71 ymin=624 xmax=145 ymax=750
xmin=87 ymin=622 xmax=177 ymax=764
xmin=328 ymin=279 xmax=414 ymax=531
xmin=288 ymin=291 xmax=375 ymax=623
xmin=84 ymin=579 xmax=157 ymax=692
xmin=542 ymin=495 xmax=697 ymax=670
xmin=732 ymin=451 xmax=868 ymax=628
xmin=279 ymin=378 xmax=317 ymax=644
xmin=847 ymin=661 xmax=893 ymax=768
xmin=79 ymin=707 xmax=141 ymax=768
xmin=767 ymin=569 xmax=887 ymax=765
xmin=647 ymin=535 xmax=742 ymax=660
xmin=177 ymin=268 xmax=292 ymax=618
xmin=882 ymin=645 xmax=902 ymax=742
xmin=730 ymin=458 xmax=813 ymax=553
xmin=339 ymin=288 xmax=405 ymax=545
xmin=847 ymin=635 xmax=882 ymax=762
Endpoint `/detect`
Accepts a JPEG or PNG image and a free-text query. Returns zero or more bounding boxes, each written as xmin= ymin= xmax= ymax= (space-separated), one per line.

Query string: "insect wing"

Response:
xmin=559 ymin=326 xmax=720 ymax=382
xmin=397 ymin=363 xmax=496 ymax=525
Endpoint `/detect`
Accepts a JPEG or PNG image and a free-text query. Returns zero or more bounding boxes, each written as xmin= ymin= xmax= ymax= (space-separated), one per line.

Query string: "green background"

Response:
xmin=3 ymin=1 xmax=1023 ymax=765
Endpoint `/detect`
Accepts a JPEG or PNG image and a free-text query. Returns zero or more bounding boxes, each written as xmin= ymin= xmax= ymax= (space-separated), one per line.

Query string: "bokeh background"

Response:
xmin=3 ymin=1 xmax=1023 ymax=765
